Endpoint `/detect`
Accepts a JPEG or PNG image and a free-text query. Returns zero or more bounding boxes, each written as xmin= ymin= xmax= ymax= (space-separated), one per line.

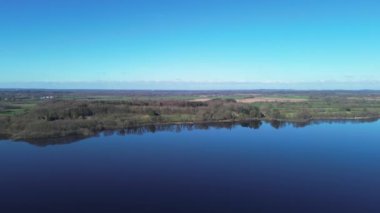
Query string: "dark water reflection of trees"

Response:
xmin=8 ymin=118 xmax=379 ymax=147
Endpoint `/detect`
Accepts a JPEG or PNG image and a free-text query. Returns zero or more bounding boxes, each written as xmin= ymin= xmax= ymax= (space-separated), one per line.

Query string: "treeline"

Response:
xmin=30 ymin=99 xmax=262 ymax=122
xmin=1 ymin=98 xmax=380 ymax=141
xmin=0 ymin=99 xmax=264 ymax=140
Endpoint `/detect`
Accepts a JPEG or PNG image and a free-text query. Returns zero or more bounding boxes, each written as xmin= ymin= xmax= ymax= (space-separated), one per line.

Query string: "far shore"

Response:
xmin=1 ymin=117 xmax=378 ymax=143
xmin=1 ymin=89 xmax=380 ymax=141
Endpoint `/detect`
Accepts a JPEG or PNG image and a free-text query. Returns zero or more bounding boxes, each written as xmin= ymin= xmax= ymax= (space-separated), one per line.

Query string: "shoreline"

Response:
xmin=2 ymin=116 xmax=379 ymax=142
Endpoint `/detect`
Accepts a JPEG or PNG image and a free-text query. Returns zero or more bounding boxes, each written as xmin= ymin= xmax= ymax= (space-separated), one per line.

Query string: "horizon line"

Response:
xmin=0 ymin=80 xmax=379 ymax=90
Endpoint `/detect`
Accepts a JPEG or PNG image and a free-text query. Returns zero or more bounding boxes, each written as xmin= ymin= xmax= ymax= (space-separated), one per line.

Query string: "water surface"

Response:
xmin=1 ymin=121 xmax=380 ymax=213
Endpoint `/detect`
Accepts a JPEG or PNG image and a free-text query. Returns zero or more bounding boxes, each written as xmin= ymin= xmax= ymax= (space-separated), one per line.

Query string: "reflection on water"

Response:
xmin=6 ymin=118 xmax=378 ymax=147
xmin=1 ymin=118 xmax=380 ymax=213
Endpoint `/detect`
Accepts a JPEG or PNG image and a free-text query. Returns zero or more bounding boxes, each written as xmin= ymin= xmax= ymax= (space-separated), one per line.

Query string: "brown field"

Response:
xmin=348 ymin=97 xmax=380 ymax=101
xmin=190 ymin=97 xmax=307 ymax=103
xmin=190 ymin=98 xmax=212 ymax=102
xmin=237 ymin=97 xmax=307 ymax=103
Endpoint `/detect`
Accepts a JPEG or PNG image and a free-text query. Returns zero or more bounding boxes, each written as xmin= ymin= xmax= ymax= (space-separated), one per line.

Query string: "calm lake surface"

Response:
xmin=1 ymin=120 xmax=380 ymax=213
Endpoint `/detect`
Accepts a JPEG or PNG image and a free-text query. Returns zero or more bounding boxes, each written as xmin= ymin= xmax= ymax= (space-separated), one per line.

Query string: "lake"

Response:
xmin=1 ymin=120 xmax=380 ymax=213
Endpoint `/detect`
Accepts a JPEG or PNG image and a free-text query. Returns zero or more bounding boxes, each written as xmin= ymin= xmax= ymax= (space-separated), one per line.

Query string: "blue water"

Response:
xmin=1 ymin=121 xmax=380 ymax=213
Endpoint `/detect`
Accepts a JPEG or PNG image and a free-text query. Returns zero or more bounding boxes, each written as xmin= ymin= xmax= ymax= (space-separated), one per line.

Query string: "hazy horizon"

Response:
xmin=1 ymin=80 xmax=380 ymax=90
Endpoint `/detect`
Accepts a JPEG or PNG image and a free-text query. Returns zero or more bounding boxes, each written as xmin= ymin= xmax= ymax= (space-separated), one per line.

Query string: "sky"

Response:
xmin=0 ymin=0 xmax=379 ymax=89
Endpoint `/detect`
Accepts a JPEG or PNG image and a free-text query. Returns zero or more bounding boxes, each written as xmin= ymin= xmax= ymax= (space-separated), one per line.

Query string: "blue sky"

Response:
xmin=0 ymin=0 xmax=379 ymax=89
